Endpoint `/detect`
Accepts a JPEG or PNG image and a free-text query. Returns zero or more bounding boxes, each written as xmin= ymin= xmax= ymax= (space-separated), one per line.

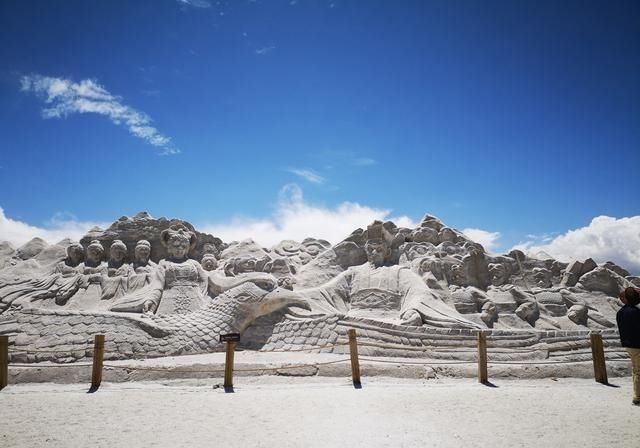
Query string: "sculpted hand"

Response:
xmin=88 ymin=273 xmax=102 ymax=284
xmin=142 ymin=300 xmax=156 ymax=315
xmin=400 ymin=309 xmax=422 ymax=326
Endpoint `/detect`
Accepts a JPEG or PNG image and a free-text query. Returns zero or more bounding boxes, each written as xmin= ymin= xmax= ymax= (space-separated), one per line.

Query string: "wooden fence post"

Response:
xmin=477 ymin=331 xmax=488 ymax=384
xmin=348 ymin=329 xmax=361 ymax=387
xmin=0 ymin=335 xmax=8 ymax=390
xmin=223 ymin=340 xmax=236 ymax=391
xmin=590 ymin=332 xmax=608 ymax=384
xmin=90 ymin=334 xmax=105 ymax=391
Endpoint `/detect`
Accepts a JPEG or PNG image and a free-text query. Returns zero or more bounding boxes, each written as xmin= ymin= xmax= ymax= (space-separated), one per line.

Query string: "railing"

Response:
xmin=0 ymin=330 xmax=622 ymax=392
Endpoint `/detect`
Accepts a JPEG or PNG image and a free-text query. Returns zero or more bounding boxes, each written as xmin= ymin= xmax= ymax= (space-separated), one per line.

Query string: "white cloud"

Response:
xmin=20 ymin=74 xmax=178 ymax=155
xmin=176 ymin=0 xmax=211 ymax=8
xmin=200 ymin=184 xmax=416 ymax=246
xmin=255 ymin=46 xmax=276 ymax=55
xmin=287 ymin=168 xmax=325 ymax=184
xmin=512 ymin=216 xmax=640 ymax=274
xmin=0 ymin=207 xmax=109 ymax=247
xmin=461 ymin=228 xmax=501 ymax=253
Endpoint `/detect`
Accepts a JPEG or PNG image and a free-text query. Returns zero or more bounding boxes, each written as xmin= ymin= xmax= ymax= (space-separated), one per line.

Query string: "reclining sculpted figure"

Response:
xmin=265 ymin=221 xmax=479 ymax=328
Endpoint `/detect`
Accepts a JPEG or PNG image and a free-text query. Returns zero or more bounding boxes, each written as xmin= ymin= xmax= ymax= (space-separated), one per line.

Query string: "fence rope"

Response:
xmin=9 ymin=347 xmax=91 ymax=354
xmin=260 ymin=341 xmax=350 ymax=353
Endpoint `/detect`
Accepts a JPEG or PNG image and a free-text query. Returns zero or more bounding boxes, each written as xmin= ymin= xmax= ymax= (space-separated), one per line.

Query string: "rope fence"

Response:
xmin=0 ymin=330 xmax=627 ymax=392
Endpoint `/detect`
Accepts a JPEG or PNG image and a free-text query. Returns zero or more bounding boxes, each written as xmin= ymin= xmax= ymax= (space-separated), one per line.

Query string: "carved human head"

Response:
xmin=66 ymin=243 xmax=84 ymax=265
xmin=533 ymin=267 xmax=552 ymax=288
xmin=419 ymin=258 xmax=434 ymax=276
xmin=488 ymin=263 xmax=509 ymax=286
xmin=515 ymin=302 xmax=539 ymax=326
xmin=134 ymin=240 xmax=151 ymax=263
xmin=448 ymin=262 xmax=467 ymax=286
xmin=86 ymin=240 xmax=105 ymax=263
xmin=567 ymin=304 xmax=588 ymax=325
xmin=201 ymin=254 xmax=218 ymax=271
xmin=480 ymin=301 xmax=498 ymax=327
xmin=161 ymin=224 xmax=197 ymax=260
xmin=364 ymin=221 xmax=393 ymax=267
xmin=109 ymin=240 xmax=127 ymax=262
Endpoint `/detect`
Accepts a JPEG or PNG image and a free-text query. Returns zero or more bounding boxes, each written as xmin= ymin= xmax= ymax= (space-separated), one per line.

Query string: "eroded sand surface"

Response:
xmin=1 ymin=377 xmax=637 ymax=447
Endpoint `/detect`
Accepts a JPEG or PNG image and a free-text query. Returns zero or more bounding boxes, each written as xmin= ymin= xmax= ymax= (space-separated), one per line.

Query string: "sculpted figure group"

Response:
xmin=0 ymin=214 xmax=630 ymax=332
xmin=0 ymin=225 xmax=279 ymax=316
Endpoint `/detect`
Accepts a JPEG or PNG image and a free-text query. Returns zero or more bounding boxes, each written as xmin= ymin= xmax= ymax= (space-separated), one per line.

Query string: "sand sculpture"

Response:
xmin=0 ymin=212 xmax=637 ymax=363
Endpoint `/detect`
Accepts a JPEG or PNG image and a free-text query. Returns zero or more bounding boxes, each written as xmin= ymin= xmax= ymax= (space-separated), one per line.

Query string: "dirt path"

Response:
xmin=1 ymin=377 xmax=637 ymax=447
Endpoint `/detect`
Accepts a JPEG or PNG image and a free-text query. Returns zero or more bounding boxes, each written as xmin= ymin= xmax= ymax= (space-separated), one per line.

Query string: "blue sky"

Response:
xmin=0 ymin=0 xmax=639 ymax=268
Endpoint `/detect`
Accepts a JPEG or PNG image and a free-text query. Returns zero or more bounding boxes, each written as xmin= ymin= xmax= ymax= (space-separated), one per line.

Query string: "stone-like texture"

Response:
xmin=0 ymin=212 xmax=634 ymax=364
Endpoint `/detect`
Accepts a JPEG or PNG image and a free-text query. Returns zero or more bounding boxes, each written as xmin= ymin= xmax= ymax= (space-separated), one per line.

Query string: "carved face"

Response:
xmin=67 ymin=245 xmax=84 ymax=265
xmin=533 ymin=268 xmax=552 ymax=288
xmin=515 ymin=302 xmax=539 ymax=325
xmin=201 ymin=255 xmax=218 ymax=271
xmin=86 ymin=246 xmax=103 ymax=263
xmin=488 ymin=263 xmax=508 ymax=286
xmin=567 ymin=305 xmax=588 ymax=325
xmin=110 ymin=244 xmax=127 ymax=262
xmin=480 ymin=301 xmax=498 ymax=326
xmin=135 ymin=245 xmax=151 ymax=263
xmin=448 ymin=263 xmax=466 ymax=285
xmin=167 ymin=233 xmax=191 ymax=259
xmin=419 ymin=258 xmax=433 ymax=275
xmin=365 ymin=239 xmax=389 ymax=267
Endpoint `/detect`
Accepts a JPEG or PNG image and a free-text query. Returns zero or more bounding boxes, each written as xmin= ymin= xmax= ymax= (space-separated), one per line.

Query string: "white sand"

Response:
xmin=1 ymin=376 xmax=637 ymax=447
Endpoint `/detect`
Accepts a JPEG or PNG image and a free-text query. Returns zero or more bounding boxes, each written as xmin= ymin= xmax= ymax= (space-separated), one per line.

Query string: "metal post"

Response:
xmin=348 ymin=329 xmax=361 ymax=387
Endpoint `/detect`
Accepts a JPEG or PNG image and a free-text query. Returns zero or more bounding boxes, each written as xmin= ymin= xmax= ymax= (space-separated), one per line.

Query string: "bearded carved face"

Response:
xmin=488 ymin=263 xmax=509 ymax=286
xmin=364 ymin=239 xmax=389 ymax=267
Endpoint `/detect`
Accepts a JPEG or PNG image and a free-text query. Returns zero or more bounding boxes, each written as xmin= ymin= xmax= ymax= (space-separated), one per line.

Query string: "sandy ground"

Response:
xmin=0 ymin=376 xmax=637 ymax=448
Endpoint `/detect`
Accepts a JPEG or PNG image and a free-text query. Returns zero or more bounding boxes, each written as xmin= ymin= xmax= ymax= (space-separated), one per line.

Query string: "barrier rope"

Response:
xmin=261 ymin=341 xmax=350 ymax=353
xmin=356 ymin=340 xmax=556 ymax=353
xmin=9 ymin=363 xmax=94 ymax=368
xmin=359 ymin=357 xmax=476 ymax=366
xmin=234 ymin=358 xmax=351 ymax=372
xmin=96 ymin=358 xmax=352 ymax=374
xmin=9 ymin=347 xmax=91 ymax=354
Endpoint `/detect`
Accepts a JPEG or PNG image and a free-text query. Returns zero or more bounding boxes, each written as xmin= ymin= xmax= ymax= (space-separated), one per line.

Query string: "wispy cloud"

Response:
xmin=256 ymin=46 xmax=276 ymax=55
xmin=20 ymin=74 xmax=178 ymax=155
xmin=512 ymin=216 xmax=640 ymax=274
xmin=287 ymin=168 xmax=325 ymax=184
xmin=176 ymin=0 xmax=211 ymax=8
xmin=461 ymin=228 xmax=501 ymax=253
xmin=200 ymin=184 xmax=416 ymax=245
xmin=0 ymin=207 xmax=109 ymax=247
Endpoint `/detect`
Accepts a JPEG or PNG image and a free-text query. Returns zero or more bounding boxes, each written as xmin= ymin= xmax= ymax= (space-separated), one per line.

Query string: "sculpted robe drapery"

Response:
xmin=111 ymin=259 xmax=209 ymax=315
xmin=110 ymin=259 xmax=278 ymax=315
xmin=290 ymin=263 xmax=478 ymax=329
